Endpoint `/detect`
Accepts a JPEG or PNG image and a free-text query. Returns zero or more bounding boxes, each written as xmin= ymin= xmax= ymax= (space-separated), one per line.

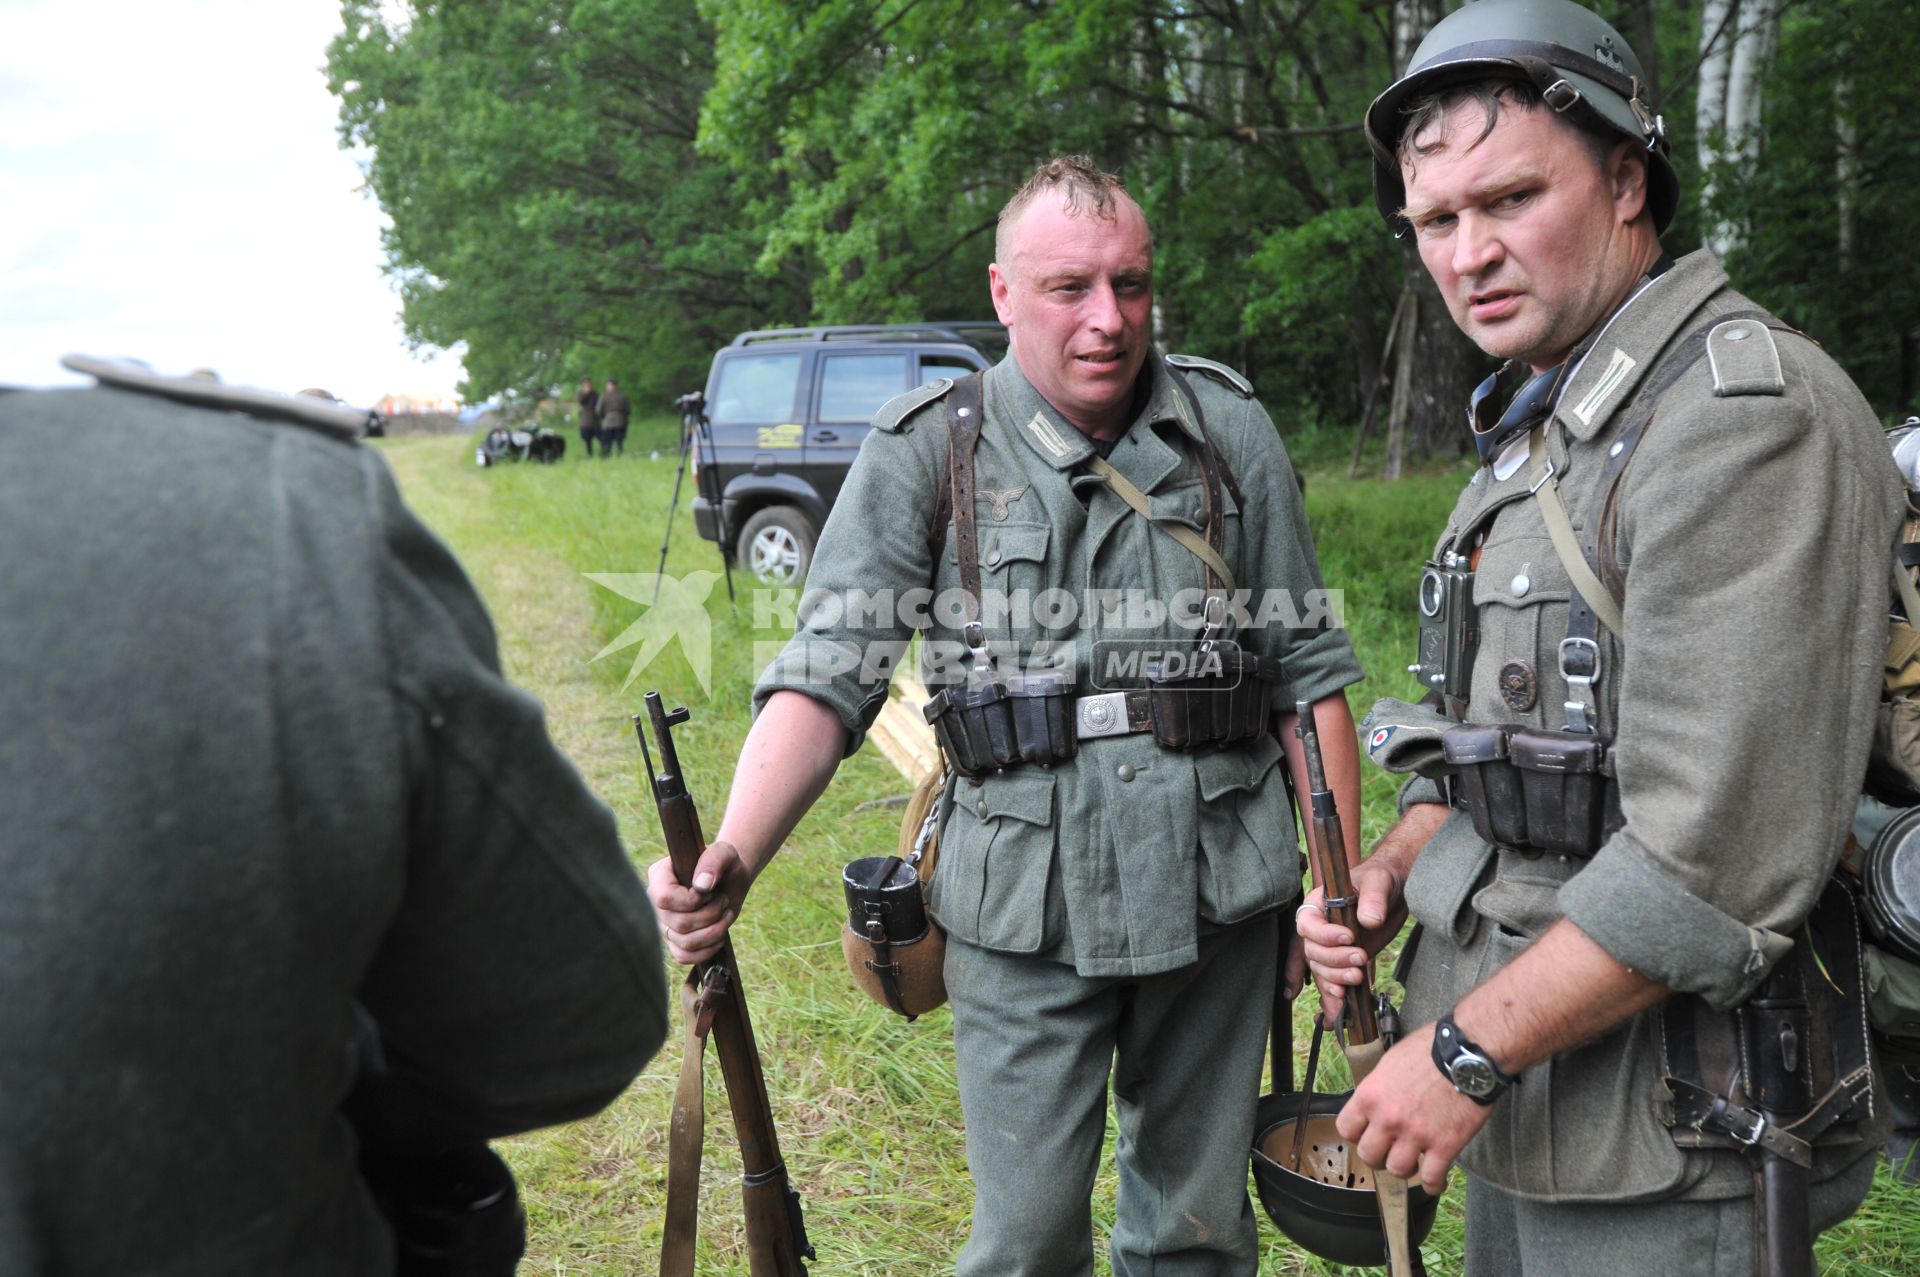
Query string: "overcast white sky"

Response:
xmin=1 ymin=0 xmax=466 ymax=405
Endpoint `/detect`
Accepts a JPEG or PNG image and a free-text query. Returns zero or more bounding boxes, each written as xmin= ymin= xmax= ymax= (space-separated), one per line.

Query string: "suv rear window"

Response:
xmin=713 ymin=353 xmax=804 ymax=422
xmin=817 ymin=353 xmax=909 ymax=422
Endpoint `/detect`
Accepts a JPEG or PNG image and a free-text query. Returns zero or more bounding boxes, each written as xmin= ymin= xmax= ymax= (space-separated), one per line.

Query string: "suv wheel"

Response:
xmin=738 ymin=505 xmax=816 ymax=585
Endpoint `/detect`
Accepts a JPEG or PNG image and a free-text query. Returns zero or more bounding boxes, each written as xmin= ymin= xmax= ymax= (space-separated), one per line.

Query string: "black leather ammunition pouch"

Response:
xmin=923 ymin=672 xmax=1075 ymax=778
xmin=1145 ymin=647 xmax=1276 ymax=750
xmin=1442 ymin=722 xmax=1619 ymax=857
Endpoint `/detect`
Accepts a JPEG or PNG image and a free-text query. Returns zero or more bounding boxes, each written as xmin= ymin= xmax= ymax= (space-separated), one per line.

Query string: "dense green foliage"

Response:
xmin=1710 ymin=0 xmax=1920 ymax=412
xmin=332 ymin=1 xmax=1919 ymax=432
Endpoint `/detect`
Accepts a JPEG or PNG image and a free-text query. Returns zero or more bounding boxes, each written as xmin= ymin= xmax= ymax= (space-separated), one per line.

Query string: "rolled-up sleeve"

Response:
xmin=752 ymin=423 xmax=939 ymax=756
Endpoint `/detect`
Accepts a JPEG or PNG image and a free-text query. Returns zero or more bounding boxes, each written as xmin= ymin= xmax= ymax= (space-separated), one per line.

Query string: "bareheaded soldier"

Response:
xmin=1301 ymin=2 xmax=1902 ymax=1274
xmin=651 ymin=156 xmax=1365 ymax=1275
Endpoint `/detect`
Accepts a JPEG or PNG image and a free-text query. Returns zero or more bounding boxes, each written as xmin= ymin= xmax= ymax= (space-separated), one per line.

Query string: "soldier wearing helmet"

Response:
xmin=1301 ymin=1 xmax=1902 ymax=1272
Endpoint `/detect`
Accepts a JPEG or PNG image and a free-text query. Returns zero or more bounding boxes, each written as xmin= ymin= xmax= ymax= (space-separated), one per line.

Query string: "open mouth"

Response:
xmin=1468 ymin=290 xmax=1519 ymax=319
xmin=1075 ymin=351 xmax=1127 ymax=369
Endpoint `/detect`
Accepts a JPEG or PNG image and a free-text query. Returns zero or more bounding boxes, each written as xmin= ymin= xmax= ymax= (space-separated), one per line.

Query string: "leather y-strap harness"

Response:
xmin=930 ymin=365 xmax=1240 ymax=662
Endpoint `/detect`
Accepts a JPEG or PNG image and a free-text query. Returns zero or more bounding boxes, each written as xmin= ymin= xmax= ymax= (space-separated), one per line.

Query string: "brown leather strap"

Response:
xmin=661 ymin=966 xmax=727 ymax=1277
xmin=1165 ymin=366 xmax=1233 ymax=602
xmin=946 ymin=375 xmax=988 ymax=660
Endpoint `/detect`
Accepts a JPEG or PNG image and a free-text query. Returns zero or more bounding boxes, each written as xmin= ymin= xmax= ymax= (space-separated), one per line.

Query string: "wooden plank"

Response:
xmin=869 ymin=672 xmax=939 ymax=786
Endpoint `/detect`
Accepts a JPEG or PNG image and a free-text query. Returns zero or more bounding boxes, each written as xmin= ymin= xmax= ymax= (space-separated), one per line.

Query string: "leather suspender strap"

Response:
xmin=945 ymin=375 xmax=989 ymax=665
xmin=1532 ymin=307 xmax=1783 ymax=649
xmin=1085 ymin=454 xmax=1237 ymax=594
xmin=662 ymin=966 xmax=728 ymax=1277
xmin=1165 ymin=364 xmax=1246 ymax=509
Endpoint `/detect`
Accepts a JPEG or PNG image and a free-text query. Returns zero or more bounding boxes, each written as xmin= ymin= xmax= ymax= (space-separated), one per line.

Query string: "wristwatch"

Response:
xmin=1431 ymin=1011 xmax=1520 ymax=1105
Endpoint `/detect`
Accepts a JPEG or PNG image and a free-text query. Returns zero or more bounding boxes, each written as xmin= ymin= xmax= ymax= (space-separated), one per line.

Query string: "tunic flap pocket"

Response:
xmin=975 ymin=522 xmax=1050 ymax=572
xmin=1402 ymin=808 xmax=1495 ymax=947
xmin=1144 ymin=479 xmax=1239 ymax=531
xmin=974 ymin=769 xmax=1055 ymax=826
xmin=1194 ymin=732 xmax=1283 ymax=800
xmin=1471 ymin=535 xmax=1568 ymax=608
xmin=1470 ymin=875 xmax=1566 ymax=940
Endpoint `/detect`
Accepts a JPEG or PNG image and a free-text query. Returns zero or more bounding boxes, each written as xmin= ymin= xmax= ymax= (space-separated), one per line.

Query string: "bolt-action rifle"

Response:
xmin=637 ymin=692 xmax=813 ymax=1277
xmin=1296 ymin=700 xmax=1420 ymax=1277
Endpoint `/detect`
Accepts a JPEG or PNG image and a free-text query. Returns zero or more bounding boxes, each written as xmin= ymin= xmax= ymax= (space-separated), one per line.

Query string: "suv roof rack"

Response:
xmin=730 ymin=321 xmax=1005 ymax=348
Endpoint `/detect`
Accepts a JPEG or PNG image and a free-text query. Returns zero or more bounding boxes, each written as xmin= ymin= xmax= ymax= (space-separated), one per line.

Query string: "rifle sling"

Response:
xmin=661 ymin=967 xmax=725 ymax=1277
xmin=946 ymin=376 xmax=987 ymax=650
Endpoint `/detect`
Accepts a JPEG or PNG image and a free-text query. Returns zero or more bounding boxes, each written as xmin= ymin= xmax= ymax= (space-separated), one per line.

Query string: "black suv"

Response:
xmin=689 ymin=323 xmax=1005 ymax=584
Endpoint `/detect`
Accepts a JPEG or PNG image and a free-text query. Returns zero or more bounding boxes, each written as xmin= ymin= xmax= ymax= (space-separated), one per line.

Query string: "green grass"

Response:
xmin=375 ymin=424 xmax=1920 ymax=1275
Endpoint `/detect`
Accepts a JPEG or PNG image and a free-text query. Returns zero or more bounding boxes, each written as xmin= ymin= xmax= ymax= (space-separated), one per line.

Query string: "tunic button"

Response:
xmin=1116 ymin=764 xmax=1136 ymax=782
xmin=1510 ymin=573 xmax=1531 ymax=597
xmin=975 ymin=799 xmax=989 ymax=819
xmin=1609 ymin=441 xmax=1625 ymax=457
xmin=985 ymin=548 xmax=1002 ymax=567
xmin=1725 ymin=327 xmax=1750 ymax=341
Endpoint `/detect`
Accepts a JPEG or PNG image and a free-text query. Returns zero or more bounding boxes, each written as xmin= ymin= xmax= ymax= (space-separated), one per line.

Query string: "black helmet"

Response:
xmin=1365 ymin=0 xmax=1675 ymax=235
xmin=1251 ymin=1088 xmax=1442 ymax=1266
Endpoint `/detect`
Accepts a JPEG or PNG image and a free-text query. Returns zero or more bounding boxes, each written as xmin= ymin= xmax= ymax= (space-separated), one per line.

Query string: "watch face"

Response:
xmin=1450 ymin=1055 xmax=1499 ymax=1099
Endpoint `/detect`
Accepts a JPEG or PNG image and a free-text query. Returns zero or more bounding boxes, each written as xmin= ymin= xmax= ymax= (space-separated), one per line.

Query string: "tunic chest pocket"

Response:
xmin=972 ymin=522 xmax=1051 ymax=634
xmin=1146 ymin=482 xmax=1241 ymax=576
xmin=1470 ymin=534 xmax=1570 ymax=722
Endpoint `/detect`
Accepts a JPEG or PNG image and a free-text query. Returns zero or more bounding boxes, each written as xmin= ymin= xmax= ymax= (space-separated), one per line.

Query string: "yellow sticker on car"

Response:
xmin=757 ymin=423 xmax=803 ymax=449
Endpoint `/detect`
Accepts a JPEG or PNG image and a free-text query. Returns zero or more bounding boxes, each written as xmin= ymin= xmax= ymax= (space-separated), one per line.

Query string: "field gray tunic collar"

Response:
xmin=984 ymin=355 xmax=1207 ymax=474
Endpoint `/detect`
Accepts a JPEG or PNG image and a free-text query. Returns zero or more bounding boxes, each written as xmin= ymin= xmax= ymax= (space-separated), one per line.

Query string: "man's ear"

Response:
xmin=1609 ymin=139 xmax=1649 ymax=226
xmin=988 ymin=262 xmax=1015 ymax=325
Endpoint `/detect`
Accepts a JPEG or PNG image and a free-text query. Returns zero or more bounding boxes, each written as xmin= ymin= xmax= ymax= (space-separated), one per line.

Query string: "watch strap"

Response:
xmin=1432 ymin=1010 xmax=1520 ymax=1105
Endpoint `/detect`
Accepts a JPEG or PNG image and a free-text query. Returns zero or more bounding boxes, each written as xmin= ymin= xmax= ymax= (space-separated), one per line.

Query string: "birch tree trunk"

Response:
xmin=1699 ymin=0 xmax=1782 ymax=257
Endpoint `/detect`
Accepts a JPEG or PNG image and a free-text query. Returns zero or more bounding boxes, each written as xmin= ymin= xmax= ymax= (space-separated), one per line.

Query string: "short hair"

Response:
xmin=1398 ymin=77 xmax=1615 ymax=174
xmin=995 ymin=155 xmax=1149 ymax=263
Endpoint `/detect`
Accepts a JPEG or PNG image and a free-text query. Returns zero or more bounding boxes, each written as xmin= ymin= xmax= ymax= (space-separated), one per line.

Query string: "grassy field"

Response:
xmin=376 ymin=421 xmax=1918 ymax=1276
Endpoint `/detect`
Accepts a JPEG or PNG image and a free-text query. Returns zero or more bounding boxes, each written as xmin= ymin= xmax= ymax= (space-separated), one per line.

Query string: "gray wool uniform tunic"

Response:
xmin=0 ymin=380 xmax=667 ymax=1276
xmin=755 ymin=353 xmax=1363 ymax=976
xmin=1391 ymin=250 xmax=1903 ymax=1205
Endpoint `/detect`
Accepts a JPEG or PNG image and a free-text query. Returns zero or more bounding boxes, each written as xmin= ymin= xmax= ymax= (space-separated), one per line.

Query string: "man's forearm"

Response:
xmin=1371 ymin=800 xmax=1449 ymax=882
xmin=712 ymin=690 xmax=851 ymax=874
xmin=1279 ymin=691 xmax=1364 ymax=867
xmin=1452 ymin=918 xmax=1668 ymax=1075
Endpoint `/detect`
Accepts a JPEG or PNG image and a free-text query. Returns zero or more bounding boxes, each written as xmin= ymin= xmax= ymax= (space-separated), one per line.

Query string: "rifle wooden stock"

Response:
xmin=1295 ymin=700 xmax=1419 ymax=1277
xmin=641 ymin=695 xmax=813 ymax=1277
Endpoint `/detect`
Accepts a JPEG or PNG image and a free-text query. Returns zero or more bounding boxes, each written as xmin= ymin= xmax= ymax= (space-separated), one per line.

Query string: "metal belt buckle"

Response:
xmin=1076 ymin=692 xmax=1130 ymax=740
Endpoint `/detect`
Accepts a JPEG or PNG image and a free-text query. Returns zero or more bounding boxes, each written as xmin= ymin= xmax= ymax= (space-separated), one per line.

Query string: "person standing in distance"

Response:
xmin=600 ymin=377 xmax=631 ymax=458
xmin=650 ymin=156 xmax=1365 ymax=1275
xmin=576 ymin=375 xmax=602 ymax=458
xmin=1301 ymin=4 xmax=1902 ymax=1273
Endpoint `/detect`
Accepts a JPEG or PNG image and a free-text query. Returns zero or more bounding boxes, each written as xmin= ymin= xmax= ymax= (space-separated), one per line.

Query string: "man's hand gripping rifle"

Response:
xmin=638 ymin=692 xmax=813 ymax=1277
xmin=1297 ymin=700 xmax=1420 ymax=1277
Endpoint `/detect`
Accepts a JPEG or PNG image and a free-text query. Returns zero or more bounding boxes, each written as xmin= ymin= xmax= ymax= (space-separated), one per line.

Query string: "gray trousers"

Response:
xmin=945 ymin=915 xmax=1278 ymax=1277
xmin=1462 ymin=1150 xmax=1878 ymax=1277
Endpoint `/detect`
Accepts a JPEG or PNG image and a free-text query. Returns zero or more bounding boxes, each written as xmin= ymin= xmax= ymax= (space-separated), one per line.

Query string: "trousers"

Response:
xmin=945 ymin=914 xmax=1278 ymax=1277
xmin=1462 ymin=1149 xmax=1878 ymax=1276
